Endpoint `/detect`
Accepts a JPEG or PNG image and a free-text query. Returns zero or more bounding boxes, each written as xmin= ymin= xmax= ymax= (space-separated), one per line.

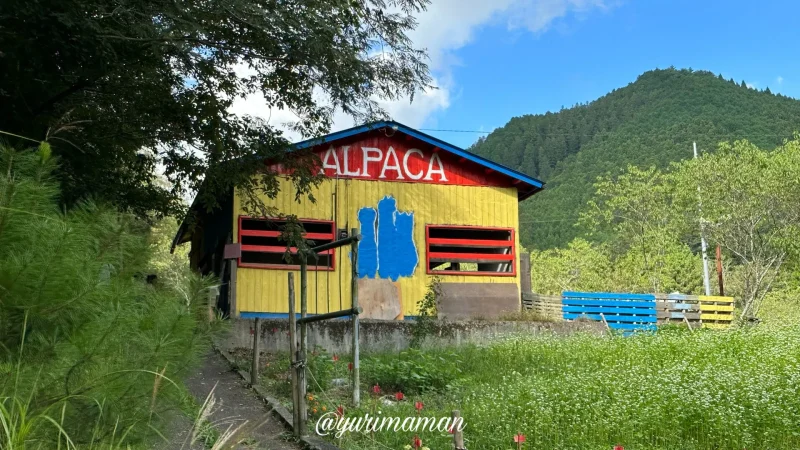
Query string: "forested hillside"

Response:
xmin=470 ymin=68 xmax=800 ymax=250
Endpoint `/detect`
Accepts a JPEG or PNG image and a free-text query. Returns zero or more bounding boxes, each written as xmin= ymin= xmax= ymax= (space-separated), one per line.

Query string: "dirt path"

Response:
xmin=164 ymin=350 xmax=303 ymax=450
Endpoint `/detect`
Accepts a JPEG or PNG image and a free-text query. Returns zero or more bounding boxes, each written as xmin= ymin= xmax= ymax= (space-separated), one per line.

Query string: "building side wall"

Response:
xmin=233 ymin=176 xmax=520 ymax=317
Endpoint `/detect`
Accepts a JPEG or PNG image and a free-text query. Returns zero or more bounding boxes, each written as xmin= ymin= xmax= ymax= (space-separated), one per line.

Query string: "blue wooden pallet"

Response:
xmin=562 ymin=291 xmax=657 ymax=334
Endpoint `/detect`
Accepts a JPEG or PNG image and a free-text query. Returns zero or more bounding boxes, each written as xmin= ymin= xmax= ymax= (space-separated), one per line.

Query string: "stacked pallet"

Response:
xmin=562 ymin=292 xmax=657 ymax=333
xmin=698 ymin=295 xmax=735 ymax=328
xmin=655 ymin=294 xmax=702 ymax=329
xmin=655 ymin=294 xmax=735 ymax=329
xmin=523 ymin=293 xmax=563 ymax=321
xmin=522 ymin=291 xmax=735 ymax=330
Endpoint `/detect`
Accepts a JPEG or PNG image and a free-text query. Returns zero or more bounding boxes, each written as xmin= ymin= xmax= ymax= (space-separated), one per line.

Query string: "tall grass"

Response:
xmin=0 ymin=144 xmax=223 ymax=447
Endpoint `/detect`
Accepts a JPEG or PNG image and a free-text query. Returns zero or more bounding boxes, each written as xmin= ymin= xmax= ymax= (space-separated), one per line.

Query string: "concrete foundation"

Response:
xmin=218 ymin=318 xmax=605 ymax=354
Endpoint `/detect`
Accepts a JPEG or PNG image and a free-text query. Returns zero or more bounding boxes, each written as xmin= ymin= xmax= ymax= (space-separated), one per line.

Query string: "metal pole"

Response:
xmin=299 ymin=257 xmax=308 ymax=434
xmin=310 ymin=234 xmax=361 ymax=254
xmin=694 ymin=142 xmax=712 ymax=296
xmin=287 ymin=273 xmax=300 ymax=436
xmin=350 ymin=227 xmax=360 ymax=407
xmin=716 ymin=245 xmax=725 ymax=296
xmin=296 ymin=306 xmax=362 ymax=324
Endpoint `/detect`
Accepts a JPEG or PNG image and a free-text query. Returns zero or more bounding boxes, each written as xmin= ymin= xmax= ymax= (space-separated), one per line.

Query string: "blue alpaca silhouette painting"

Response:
xmin=357 ymin=196 xmax=418 ymax=281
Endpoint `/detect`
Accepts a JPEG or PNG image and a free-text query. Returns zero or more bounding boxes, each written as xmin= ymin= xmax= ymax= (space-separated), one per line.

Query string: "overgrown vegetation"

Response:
xmin=409 ymin=277 xmax=440 ymax=347
xmin=362 ymin=348 xmax=463 ymax=395
xmin=0 ymin=144 xmax=222 ymax=448
xmin=328 ymin=326 xmax=800 ymax=450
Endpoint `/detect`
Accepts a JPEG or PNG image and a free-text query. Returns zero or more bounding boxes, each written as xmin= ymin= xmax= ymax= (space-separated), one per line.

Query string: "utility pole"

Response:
xmin=694 ymin=142 xmax=712 ymax=296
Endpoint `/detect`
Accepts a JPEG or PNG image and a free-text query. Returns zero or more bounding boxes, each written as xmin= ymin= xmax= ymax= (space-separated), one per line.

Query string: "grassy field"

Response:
xmin=248 ymin=323 xmax=800 ymax=450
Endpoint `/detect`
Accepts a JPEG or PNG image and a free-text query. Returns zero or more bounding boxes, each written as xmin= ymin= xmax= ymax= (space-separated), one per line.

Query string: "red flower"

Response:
xmin=412 ymin=436 xmax=422 ymax=449
xmin=332 ymin=354 xmax=339 ymax=362
xmin=613 ymin=446 xmax=624 ymax=450
xmin=271 ymin=327 xmax=278 ymax=333
xmin=348 ymin=362 xmax=353 ymax=372
xmin=414 ymin=401 xmax=424 ymax=412
xmin=394 ymin=392 xmax=404 ymax=401
xmin=371 ymin=384 xmax=381 ymax=394
xmin=335 ymin=405 xmax=345 ymax=418
xmin=514 ymin=433 xmax=526 ymax=443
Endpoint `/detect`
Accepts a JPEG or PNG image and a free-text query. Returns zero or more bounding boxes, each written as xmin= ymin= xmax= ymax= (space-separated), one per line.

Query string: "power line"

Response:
xmin=416 ymin=127 xmax=800 ymax=139
xmin=418 ymin=128 xmax=492 ymax=134
xmin=518 ymin=217 xmax=580 ymax=224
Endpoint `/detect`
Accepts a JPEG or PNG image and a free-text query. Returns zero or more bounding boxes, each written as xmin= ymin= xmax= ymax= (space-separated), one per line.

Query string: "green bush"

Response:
xmin=409 ymin=277 xmax=440 ymax=348
xmin=362 ymin=348 xmax=463 ymax=395
xmin=0 ymin=144 xmax=223 ymax=447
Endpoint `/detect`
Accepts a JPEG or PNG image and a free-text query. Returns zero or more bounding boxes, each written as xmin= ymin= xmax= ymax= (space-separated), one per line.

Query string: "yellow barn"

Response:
xmin=172 ymin=121 xmax=544 ymax=320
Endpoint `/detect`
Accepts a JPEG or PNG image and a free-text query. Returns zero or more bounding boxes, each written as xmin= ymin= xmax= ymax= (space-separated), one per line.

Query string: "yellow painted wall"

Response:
xmin=233 ymin=177 xmax=521 ymax=316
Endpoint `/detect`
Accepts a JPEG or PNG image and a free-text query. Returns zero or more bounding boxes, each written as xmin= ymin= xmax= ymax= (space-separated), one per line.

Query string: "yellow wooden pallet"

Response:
xmin=698 ymin=295 xmax=735 ymax=328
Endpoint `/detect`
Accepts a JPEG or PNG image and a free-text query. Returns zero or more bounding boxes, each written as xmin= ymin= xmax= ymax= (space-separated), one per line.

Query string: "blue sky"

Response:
xmin=231 ymin=1 xmax=800 ymax=148
xmin=410 ymin=0 xmax=800 ymax=148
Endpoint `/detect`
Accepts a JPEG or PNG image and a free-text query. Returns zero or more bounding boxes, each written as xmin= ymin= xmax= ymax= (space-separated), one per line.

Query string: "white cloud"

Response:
xmin=746 ymin=82 xmax=758 ymax=89
xmin=507 ymin=0 xmax=612 ymax=34
xmin=777 ymin=76 xmax=784 ymax=85
xmin=230 ymin=0 xmax=616 ymax=138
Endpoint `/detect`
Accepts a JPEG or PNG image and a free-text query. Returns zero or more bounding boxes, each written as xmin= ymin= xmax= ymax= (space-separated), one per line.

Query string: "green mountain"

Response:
xmin=470 ymin=68 xmax=800 ymax=250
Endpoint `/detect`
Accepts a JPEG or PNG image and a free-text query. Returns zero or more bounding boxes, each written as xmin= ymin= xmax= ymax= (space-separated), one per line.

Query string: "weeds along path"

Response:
xmin=180 ymin=351 xmax=303 ymax=450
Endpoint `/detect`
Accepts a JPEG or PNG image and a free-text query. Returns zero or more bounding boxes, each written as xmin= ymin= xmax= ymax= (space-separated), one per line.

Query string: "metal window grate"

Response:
xmin=238 ymin=216 xmax=336 ymax=270
xmin=425 ymin=225 xmax=515 ymax=276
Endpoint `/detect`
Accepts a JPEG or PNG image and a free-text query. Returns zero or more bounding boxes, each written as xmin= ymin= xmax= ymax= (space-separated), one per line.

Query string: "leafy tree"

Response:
xmin=612 ymin=240 xmax=703 ymax=294
xmin=0 ymin=0 xmax=432 ymax=218
xmin=672 ymin=138 xmax=800 ymax=318
xmin=580 ymin=165 xmax=695 ymax=293
xmin=530 ymin=238 xmax=614 ymax=295
xmin=529 ymin=237 xmax=703 ymax=296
